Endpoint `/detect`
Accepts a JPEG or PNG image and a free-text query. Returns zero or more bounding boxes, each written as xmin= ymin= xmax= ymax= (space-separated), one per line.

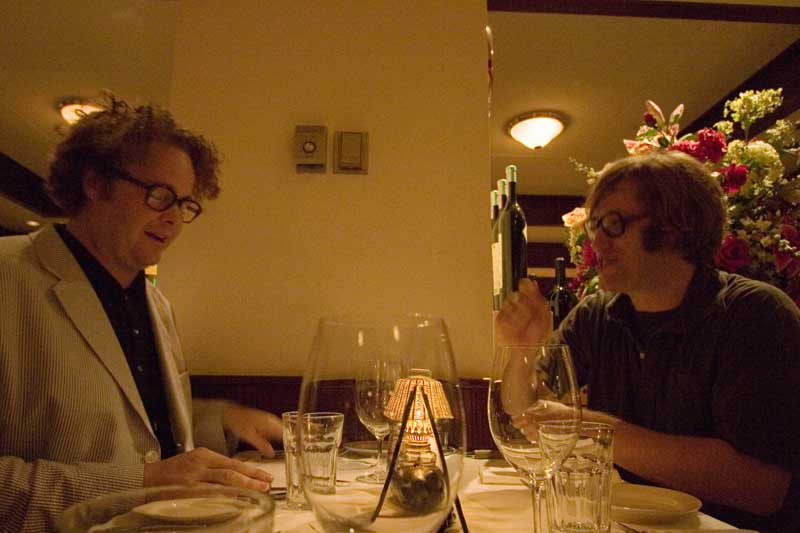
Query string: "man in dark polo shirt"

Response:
xmin=496 ymin=151 xmax=799 ymax=533
xmin=0 ymin=95 xmax=282 ymax=532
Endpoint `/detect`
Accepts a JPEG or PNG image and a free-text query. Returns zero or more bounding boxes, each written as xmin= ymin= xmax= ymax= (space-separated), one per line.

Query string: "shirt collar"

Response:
xmin=606 ymin=266 xmax=722 ymax=332
xmin=55 ymin=223 xmax=145 ymax=295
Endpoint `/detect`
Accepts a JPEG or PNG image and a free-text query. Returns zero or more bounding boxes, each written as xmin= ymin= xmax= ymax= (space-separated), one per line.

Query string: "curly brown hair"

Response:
xmin=586 ymin=151 xmax=727 ymax=266
xmin=48 ymin=93 xmax=221 ymax=215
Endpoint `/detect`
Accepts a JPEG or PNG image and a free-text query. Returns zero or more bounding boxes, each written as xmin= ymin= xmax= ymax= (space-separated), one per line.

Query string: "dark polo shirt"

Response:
xmin=557 ymin=267 xmax=800 ymax=533
xmin=55 ymin=224 xmax=178 ymax=459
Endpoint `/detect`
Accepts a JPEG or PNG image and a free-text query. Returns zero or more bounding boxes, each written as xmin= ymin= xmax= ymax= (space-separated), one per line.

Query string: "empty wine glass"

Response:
xmin=355 ymin=358 xmax=406 ymax=483
xmin=299 ymin=314 xmax=466 ymax=532
xmin=487 ymin=344 xmax=581 ymax=533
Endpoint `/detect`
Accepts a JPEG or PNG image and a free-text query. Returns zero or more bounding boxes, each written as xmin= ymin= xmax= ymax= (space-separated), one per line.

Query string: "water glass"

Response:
xmin=546 ymin=422 xmax=615 ymax=533
xmin=299 ymin=412 xmax=345 ymax=495
xmin=282 ymin=411 xmax=309 ymax=510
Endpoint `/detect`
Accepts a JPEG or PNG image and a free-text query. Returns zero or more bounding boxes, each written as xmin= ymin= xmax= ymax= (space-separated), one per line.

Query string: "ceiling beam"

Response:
xmin=0 ymin=152 xmax=63 ymax=217
xmin=487 ymin=0 xmax=800 ymax=24
xmin=681 ymin=38 xmax=800 ymax=136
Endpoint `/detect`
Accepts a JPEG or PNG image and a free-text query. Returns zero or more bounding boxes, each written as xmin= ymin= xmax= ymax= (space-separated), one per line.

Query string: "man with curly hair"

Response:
xmin=0 ymin=96 xmax=281 ymax=532
xmin=497 ymin=151 xmax=800 ymax=533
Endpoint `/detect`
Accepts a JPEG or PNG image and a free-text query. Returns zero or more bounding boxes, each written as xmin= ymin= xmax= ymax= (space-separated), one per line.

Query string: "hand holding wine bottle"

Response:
xmin=495 ymin=277 xmax=553 ymax=346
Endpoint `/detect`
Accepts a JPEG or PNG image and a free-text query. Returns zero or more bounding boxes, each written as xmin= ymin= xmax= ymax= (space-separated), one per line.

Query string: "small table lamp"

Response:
xmin=381 ymin=371 xmax=454 ymax=513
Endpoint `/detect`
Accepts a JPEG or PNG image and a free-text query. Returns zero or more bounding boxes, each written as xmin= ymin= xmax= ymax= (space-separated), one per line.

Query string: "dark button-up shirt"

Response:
xmin=557 ymin=267 xmax=800 ymax=532
xmin=56 ymin=224 xmax=177 ymax=459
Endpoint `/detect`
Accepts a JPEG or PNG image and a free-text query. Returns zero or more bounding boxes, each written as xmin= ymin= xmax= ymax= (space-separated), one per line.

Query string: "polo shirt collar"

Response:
xmin=605 ymin=265 xmax=722 ymax=333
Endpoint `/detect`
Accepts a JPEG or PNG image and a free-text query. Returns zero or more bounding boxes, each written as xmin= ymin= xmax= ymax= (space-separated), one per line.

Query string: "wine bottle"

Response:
xmin=496 ymin=179 xmax=508 ymax=210
xmin=497 ymin=165 xmax=528 ymax=304
xmin=491 ymin=189 xmax=502 ymax=311
xmin=490 ymin=190 xmax=499 ymax=224
xmin=549 ymin=257 xmax=578 ymax=329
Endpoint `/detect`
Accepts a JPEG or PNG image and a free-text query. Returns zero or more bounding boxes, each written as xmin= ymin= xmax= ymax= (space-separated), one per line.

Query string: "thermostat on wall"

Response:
xmin=294 ymin=125 xmax=327 ymax=173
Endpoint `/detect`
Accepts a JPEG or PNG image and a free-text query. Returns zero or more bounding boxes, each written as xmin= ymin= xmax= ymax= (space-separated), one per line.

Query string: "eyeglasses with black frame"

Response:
xmin=108 ymin=166 xmax=202 ymax=223
xmin=585 ymin=211 xmax=648 ymax=240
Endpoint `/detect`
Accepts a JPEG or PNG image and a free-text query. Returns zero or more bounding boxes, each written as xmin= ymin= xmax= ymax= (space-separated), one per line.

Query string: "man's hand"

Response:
xmin=222 ymin=403 xmax=283 ymax=458
xmin=143 ymin=447 xmax=273 ymax=491
xmin=495 ymin=278 xmax=552 ymax=346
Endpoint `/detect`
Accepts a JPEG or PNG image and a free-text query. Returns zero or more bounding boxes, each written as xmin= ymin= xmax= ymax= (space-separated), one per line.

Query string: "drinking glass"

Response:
xmin=487 ymin=344 xmax=581 ymax=533
xmin=355 ymin=358 xmax=406 ymax=483
xmin=299 ymin=314 xmax=466 ymax=532
xmin=545 ymin=422 xmax=615 ymax=533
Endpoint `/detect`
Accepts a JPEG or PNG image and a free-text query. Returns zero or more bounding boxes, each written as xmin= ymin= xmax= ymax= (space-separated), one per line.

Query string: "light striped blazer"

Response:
xmin=0 ymin=225 xmax=227 ymax=532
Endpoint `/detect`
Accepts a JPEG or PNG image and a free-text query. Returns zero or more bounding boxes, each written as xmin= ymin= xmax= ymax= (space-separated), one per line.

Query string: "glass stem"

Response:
xmin=376 ymin=435 xmax=385 ymax=475
xmin=530 ymin=479 xmax=547 ymax=533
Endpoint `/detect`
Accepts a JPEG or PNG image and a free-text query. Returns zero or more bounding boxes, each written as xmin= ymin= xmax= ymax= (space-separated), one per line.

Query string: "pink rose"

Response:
xmin=624 ymin=139 xmax=658 ymax=155
xmin=715 ymin=234 xmax=751 ymax=272
xmin=721 ymin=164 xmax=749 ymax=194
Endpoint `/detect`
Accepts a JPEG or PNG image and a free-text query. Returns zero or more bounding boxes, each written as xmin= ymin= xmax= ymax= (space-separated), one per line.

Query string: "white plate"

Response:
xmin=343 ymin=440 xmax=379 ymax=455
xmin=132 ymin=497 xmax=243 ymax=524
xmin=611 ymin=483 xmax=701 ymax=524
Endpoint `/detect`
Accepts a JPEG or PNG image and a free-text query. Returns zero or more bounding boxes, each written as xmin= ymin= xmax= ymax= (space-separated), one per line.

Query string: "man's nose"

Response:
xmin=159 ymin=203 xmax=181 ymax=224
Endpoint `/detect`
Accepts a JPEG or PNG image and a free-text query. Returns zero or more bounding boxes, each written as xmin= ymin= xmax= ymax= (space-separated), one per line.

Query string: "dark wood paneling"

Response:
xmin=527 ymin=241 xmax=571 ymax=269
xmin=518 ymin=195 xmax=583 ymax=226
xmin=190 ymin=375 xmax=497 ymax=452
xmin=487 ymin=0 xmax=800 ymax=23
xmin=0 ymin=153 xmax=63 ymax=217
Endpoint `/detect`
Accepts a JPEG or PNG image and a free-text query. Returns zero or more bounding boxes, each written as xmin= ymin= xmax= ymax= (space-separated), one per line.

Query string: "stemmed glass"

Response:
xmin=299 ymin=314 xmax=466 ymax=532
xmin=487 ymin=344 xmax=581 ymax=533
xmin=354 ymin=359 xmax=406 ymax=483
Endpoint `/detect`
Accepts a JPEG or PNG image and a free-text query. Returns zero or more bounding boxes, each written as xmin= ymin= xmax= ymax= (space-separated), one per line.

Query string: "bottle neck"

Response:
xmin=507 ymin=180 xmax=517 ymax=203
xmin=555 ymin=259 xmax=566 ymax=286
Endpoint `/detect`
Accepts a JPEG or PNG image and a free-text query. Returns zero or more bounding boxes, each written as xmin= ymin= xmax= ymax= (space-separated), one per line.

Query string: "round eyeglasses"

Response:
xmin=109 ymin=167 xmax=202 ymax=223
xmin=585 ymin=211 xmax=648 ymax=240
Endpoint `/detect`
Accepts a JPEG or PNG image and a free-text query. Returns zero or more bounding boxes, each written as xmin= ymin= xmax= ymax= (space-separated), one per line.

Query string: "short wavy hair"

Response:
xmin=586 ymin=151 xmax=726 ymax=266
xmin=48 ymin=94 xmax=221 ymax=216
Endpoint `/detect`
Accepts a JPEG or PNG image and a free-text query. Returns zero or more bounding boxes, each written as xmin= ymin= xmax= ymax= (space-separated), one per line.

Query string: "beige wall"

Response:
xmin=160 ymin=1 xmax=492 ymax=378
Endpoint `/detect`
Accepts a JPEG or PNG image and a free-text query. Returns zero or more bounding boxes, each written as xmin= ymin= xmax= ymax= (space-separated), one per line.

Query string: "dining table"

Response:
xmin=238 ymin=451 xmax=742 ymax=533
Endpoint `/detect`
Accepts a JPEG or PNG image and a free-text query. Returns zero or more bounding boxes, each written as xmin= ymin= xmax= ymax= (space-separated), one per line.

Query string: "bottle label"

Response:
xmin=491 ymin=235 xmax=503 ymax=295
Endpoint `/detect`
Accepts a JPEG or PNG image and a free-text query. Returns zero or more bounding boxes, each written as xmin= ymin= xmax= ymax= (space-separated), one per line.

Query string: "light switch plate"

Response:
xmin=333 ymin=131 xmax=368 ymax=174
xmin=294 ymin=125 xmax=327 ymax=173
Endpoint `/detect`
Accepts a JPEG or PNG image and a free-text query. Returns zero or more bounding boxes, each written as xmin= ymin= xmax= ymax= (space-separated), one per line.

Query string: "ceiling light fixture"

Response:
xmin=58 ymin=100 xmax=103 ymax=124
xmin=507 ymin=112 xmax=565 ymax=150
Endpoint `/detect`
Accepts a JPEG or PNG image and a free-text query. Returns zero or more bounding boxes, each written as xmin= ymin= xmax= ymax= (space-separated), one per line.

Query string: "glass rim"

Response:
xmin=318 ymin=312 xmax=444 ymax=328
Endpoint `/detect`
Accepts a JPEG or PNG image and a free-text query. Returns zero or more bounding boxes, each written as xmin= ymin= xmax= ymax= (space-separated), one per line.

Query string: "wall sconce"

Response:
xmin=507 ymin=111 xmax=565 ymax=150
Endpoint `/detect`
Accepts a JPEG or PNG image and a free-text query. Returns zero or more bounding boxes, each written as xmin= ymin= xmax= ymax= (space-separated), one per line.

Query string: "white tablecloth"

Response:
xmin=242 ymin=454 xmax=737 ymax=532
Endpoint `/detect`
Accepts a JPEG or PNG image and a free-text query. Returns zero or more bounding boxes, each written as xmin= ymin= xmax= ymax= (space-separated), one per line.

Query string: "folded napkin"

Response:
xmin=478 ymin=460 xmax=523 ymax=485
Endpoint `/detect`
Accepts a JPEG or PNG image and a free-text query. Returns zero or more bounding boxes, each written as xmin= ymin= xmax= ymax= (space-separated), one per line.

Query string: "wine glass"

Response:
xmin=299 ymin=314 xmax=466 ymax=532
xmin=354 ymin=358 xmax=406 ymax=483
xmin=487 ymin=344 xmax=581 ymax=533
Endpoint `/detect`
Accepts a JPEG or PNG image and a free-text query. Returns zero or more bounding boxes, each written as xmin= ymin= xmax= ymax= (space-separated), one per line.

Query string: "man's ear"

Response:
xmin=82 ymin=167 xmax=106 ymax=201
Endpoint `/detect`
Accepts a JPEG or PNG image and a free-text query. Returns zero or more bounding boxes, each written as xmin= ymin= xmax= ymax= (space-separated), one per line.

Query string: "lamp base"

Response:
xmin=390 ymin=462 xmax=446 ymax=513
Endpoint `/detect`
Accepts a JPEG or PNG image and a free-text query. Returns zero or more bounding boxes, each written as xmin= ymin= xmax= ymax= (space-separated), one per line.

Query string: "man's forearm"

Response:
xmin=586 ymin=409 xmax=791 ymax=516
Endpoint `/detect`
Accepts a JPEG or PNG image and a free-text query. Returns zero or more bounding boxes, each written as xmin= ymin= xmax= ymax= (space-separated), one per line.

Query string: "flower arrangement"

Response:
xmin=564 ymin=88 xmax=800 ymax=303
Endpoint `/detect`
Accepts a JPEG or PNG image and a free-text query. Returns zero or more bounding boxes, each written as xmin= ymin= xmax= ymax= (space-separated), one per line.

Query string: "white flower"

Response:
xmin=562 ymin=207 xmax=588 ymax=228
